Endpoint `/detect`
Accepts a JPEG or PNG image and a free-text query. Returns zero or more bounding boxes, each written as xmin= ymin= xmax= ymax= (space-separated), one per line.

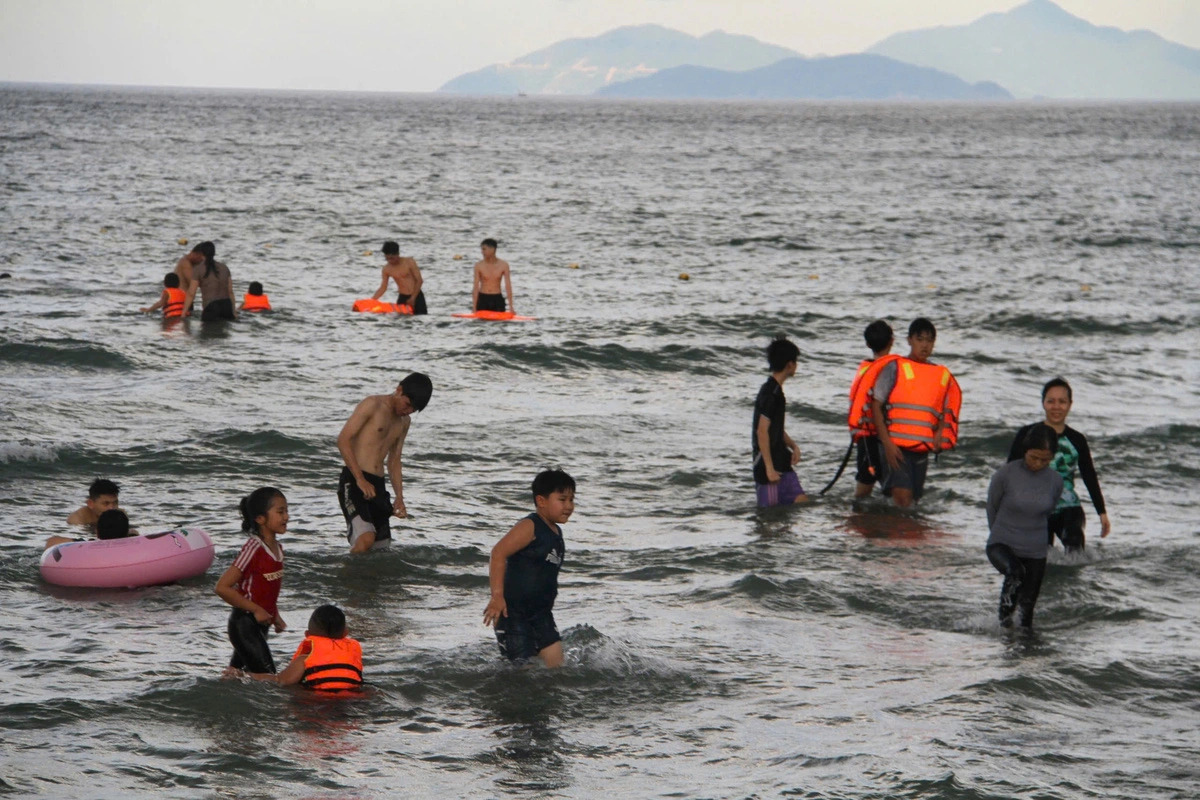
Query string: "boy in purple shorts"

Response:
xmin=752 ymin=338 xmax=809 ymax=507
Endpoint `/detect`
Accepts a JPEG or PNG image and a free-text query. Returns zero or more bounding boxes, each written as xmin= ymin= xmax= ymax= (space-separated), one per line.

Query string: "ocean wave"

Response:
xmin=470 ymin=340 xmax=731 ymax=376
xmin=0 ymin=441 xmax=59 ymax=465
xmin=725 ymin=235 xmax=820 ymax=251
xmin=974 ymin=312 xmax=1190 ymax=337
xmin=0 ymin=339 xmax=137 ymax=370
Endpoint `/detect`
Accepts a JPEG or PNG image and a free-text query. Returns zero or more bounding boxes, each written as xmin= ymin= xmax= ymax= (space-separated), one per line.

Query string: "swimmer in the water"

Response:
xmin=472 ymin=238 xmax=514 ymax=314
xmin=483 ymin=469 xmax=574 ymax=668
xmin=239 ymin=281 xmax=272 ymax=312
xmin=371 ymin=241 xmax=426 ymax=314
xmin=141 ymin=272 xmax=187 ymax=318
xmin=233 ymin=604 xmax=364 ymax=691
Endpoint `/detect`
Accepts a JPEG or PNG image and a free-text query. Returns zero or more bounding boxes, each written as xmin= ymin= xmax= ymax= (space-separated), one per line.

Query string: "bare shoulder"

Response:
xmin=498 ymin=258 xmax=511 ymax=269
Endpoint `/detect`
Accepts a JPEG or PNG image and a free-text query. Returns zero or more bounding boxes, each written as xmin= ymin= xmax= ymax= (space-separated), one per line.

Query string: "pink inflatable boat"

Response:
xmin=40 ymin=528 xmax=215 ymax=588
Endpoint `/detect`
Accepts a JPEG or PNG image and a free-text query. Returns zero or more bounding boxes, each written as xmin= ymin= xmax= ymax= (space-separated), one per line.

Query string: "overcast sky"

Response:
xmin=1 ymin=0 xmax=1196 ymax=93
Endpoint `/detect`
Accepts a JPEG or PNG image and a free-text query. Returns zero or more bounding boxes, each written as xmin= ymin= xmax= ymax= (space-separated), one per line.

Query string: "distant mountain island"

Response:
xmin=868 ymin=0 xmax=1200 ymax=99
xmin=594 ymin=54 xmax=1010 ymax=100
xmin=439 ymin=25 xmax=799 ymax=96
xmin=439 ymin=1 xmax=1200 ymax=101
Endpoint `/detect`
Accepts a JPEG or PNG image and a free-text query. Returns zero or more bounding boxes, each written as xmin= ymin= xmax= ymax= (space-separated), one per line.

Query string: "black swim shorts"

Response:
xmin=475 ymin=293 xmax=506 ymax=313
xmin=337 ymin=467 xmax=392 ymax=543
xmin=494 ymin=608 xmax=560 ymax=662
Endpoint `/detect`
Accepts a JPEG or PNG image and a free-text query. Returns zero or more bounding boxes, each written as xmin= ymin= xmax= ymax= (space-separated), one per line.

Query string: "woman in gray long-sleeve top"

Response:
xmin=986 ymin=424 xmax=1064 ymax=628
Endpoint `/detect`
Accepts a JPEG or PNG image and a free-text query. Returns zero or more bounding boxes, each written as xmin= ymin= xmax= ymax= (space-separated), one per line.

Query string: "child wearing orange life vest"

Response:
xmin=216 ymin=487 xmax=288 ymax=676
xmin=140 ymin=272 xmax=187 ymax=318
xmin=867 ymin=317 xmax=961 ymax=508
xmin=239 ymin=281 xmax=272 ymax=312
xmin=851 ymin=320 xmax=895 ymax=499
xmin=240 ymin=605 xmax=364 ymax=692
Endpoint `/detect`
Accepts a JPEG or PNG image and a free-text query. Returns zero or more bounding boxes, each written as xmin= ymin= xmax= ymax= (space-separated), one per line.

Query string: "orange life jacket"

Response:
xmin=352 ymin=298 xmax=412 ymax=314
xmin=242 ymin=293 xmax=271 ymax=311
xmin=847 ymin=354 xmax=901 ymax=439
xmin=294 ymin=635 xmax=363 ymax=691
xmin=850 ymin=357 xmax=960 ymax=451
xmin=163 ymin=287 xmax=186 ymax=318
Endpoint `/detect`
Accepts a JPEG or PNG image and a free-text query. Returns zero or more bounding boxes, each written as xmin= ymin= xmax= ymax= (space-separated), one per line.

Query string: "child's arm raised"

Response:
xmin=483 ymin=518 xmax=536 ymax=626
xmin=214 ymin=564 xmax=273 ymax=625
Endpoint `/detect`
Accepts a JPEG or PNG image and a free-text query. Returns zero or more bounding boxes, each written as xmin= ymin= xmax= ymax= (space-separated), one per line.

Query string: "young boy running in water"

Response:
xmin=483 ymin=469 xmax=574 ymax=668
xmin=336 ymin=373 xmax=433 ymax=553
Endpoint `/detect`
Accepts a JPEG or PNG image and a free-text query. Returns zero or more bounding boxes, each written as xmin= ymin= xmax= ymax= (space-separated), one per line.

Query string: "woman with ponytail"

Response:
xmin=183 ymin=240 xmax=236 ymax=321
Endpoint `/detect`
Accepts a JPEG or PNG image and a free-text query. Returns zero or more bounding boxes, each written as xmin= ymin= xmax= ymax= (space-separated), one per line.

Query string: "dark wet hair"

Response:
xmin=194 ymin=241 xmax=217 ymax=278
xmin=532 ymin=468 xmax=575 ymax=500
xmin=164 ymin=272 xmax=180 ymax=288
xmin=248 ymin=281 xmax=263 ymax=296
xmin=399 ymin=372 xmax=433 ymax=412
xmin=1023 ymin=423 xmax=1059 ymax=453
xmin=96 ymin=509 xmax=130 ymax=540
xmin=864 ymin=320 xmax=893 ymax=354
xmin=382 ymin=241 xmax=400 ymax=256
xmin=908 ymin=317 xmax=936 ymax=339
xmin=88 ymin=479 xmax=119 ymax=499
xmin=239 ymin=487 xmax=285 ymax=534
xmin=1041 ymin=376 xmax=1073 ymax=402
xmin=766 ymin=337 xmax=800 ymax=372
xmin=309 ymin=604 xmax=347 ymax=638
xmin=481 ymin=238 xmax=498 ymax=250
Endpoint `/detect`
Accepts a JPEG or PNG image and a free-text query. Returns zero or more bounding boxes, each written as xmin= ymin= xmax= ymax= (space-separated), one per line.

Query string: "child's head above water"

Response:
xmin=308 ymin=604 xmax=348 ymax=639
xmin=247 ymin=281 xmax=264 ymax=296
xmin=96 ymin=509 xmax=130 ymax=540
xmin=532 ymin=468 xmax=575 ymax=501
xmin=164 ymin=272 xmax=180 ymax=289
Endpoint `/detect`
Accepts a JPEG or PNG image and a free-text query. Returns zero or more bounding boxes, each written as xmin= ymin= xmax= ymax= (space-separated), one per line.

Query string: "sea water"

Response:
xmin=1 ymin=86 xmax=1198 ymax=799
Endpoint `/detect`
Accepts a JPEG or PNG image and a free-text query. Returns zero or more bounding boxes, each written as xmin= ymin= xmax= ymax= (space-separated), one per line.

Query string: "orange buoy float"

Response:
xmin=353 ymin=298 xmax=412 ymax=314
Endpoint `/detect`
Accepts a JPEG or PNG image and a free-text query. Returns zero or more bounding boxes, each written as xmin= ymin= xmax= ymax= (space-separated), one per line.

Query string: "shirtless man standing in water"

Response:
xmin=173 ymin=246 xmax=203 ymax=307
xmin=336 ymin=373 xmax=433 ymax=553
xmin=371 ymin=241 xmax=426 ymax=314
xmin=472 ymin=238 xmax=515 ymax=313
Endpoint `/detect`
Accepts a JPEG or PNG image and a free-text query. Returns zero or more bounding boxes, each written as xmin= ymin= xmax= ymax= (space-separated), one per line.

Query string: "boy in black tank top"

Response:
xmin=483 ymin=469 xmax=575 ymax=668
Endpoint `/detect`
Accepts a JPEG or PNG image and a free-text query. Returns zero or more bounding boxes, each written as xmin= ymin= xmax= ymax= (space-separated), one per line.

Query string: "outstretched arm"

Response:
xmin=370 ymin=269 xmax=390 ymax=301
xmin=142 ymin=289 xmax=168 ymax=313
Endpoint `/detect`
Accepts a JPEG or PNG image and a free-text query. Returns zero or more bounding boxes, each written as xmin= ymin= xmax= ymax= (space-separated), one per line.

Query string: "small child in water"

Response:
xmin=215 ymin=487 xmax=288 ymax=675
xmin=239 ymin=281 xmax=272 ymax=312
xmin=141 ymin=272 xmax=186 ymax=318
xmin=44 ymin=508 xmax=133 ymax=550
xmin=483 ymin=469 xmax=574 ymax=668
xmin=234 ymin=605 xmax=364 ymax=692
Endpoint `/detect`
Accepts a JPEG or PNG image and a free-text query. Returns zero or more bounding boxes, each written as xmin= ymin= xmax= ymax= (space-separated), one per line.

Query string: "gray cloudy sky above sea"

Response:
xmin=1 ymin=0 xmax=1196 ymax=92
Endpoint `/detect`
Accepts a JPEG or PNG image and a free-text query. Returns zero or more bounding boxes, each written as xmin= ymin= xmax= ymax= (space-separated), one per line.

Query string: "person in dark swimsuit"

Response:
xmin=483 ymin=469 xmax=574 ymax=667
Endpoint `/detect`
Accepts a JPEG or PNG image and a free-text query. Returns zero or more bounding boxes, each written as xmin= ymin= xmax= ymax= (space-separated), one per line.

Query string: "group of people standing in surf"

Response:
xmin=752 ymin=317 xmax=1109 ymax=629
